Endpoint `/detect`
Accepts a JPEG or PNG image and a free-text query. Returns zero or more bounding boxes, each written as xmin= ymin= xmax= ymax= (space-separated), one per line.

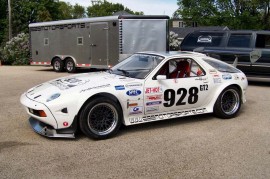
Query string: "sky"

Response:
xmin=61 ymin=0 xmax=178 ymax=17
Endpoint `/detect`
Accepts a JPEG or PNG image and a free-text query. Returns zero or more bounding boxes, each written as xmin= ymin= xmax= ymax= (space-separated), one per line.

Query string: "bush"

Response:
xmin=169 ymin=31 xmax=180 ymax=51
xmin=0 ymin=33 xmax=30 ymax=65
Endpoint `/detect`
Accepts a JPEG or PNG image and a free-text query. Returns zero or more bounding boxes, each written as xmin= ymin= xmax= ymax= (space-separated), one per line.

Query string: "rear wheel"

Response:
xmin=214 ymin=86 xmax=241 ymax=119
xmin=65 ymin=58 xmax=76 ymax=73
xmin=52 ymin=58 xmax=64 ymax=72
xmin=79 ymin=97 xmax=122 ymax=139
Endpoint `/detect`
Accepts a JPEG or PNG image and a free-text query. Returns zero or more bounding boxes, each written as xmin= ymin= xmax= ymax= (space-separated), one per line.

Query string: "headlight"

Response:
xmin=46 ymin=93 xmax=61 ymax=102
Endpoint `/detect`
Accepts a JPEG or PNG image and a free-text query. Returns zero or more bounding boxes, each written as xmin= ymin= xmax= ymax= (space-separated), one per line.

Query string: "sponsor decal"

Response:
xmin=146 ymin=95 xmax=162 ymax=101
xmin=146 ymin=106 xmax=159 ymax=112
xmin=129 ymin=106 xmax=143 ymax=115
xmin=80 ymin=84 xmax=111 ymax=93
xmin=213 ymin=74 xmax=220 ymax=78
xmin=125 ymin=82 xmax=143 ymax=88
xmin=30 ymin=23 xmax=86 ymax=32
xmin=126 ymin=89 xmax=142 ymax=96
xmin=195 ymin=77 xmax=208 ymax=81
xmin=197 ymin=35 xmax=212 ymax=43
xmin=115 ymin=85 xmax=125 ymax=90
xmin=145 ymin=87 xmax=163 ymax=94
xmin=234 ymin=74 xmax=239 ymax=80
xmin=128 ymin=103 xmax=138 ymax=107
xmin=146 ymin=101 xmax=162 ymax=106
xmin=120 ymin=78 xmax=135 ymax=82
xmin=129 ymin=108 xmax=207 ymax=124
xmin=222 ymin=74 xmax=232 ymax=80
xmin=50 ymin=77 xmax=90 ymax=90
xmin=213 ymin=78 xmax=221 ymax=83
xmin=209 ymin=69 xmax=217 ymax=74
xmin=241 ymin=77 xmax=246 ymax=81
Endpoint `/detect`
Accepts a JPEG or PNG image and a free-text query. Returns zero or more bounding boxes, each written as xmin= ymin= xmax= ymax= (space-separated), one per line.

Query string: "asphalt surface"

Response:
xmin=0 ymin=66 xmax=270 ymax=179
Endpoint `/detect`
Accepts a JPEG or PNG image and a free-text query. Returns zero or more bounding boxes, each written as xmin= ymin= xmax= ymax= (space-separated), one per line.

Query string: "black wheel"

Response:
xmin=52 ymin=58 xmax=64 ymax=72
xmin=79 ymin=97 xmax=122 ymax=139
xmin=214 ymin=86 xmax=241 ymax=119
xmin=65 ymin=58 xmax=76 ymax=73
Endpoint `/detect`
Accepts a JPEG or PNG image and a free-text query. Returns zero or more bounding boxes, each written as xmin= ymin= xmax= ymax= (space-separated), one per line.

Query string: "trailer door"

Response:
xmin=90 ymin=22 xmax=109 ymax=66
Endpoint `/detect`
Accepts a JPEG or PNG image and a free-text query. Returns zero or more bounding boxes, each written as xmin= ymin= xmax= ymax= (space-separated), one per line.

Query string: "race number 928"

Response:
xmin=164 ymin=87 xmax=199 ymax=107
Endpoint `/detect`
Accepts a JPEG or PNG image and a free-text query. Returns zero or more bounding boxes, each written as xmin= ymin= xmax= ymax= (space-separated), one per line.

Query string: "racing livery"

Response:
xmin=20 ymin=52 xmax=248 ymax=139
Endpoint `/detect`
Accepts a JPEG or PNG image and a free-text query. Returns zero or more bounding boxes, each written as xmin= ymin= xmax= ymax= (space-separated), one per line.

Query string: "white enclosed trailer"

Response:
xmin=29 ymin=15 xmax=169 ymax=72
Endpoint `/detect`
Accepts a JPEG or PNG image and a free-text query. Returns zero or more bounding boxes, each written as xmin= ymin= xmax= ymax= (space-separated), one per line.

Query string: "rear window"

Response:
xmin=227 ymin=34 xmax=252 ymax=48
xmin=203 ymin=58 xmax=241 ymax=73
xmin=182 ymin=32 xmax=225 ymax=47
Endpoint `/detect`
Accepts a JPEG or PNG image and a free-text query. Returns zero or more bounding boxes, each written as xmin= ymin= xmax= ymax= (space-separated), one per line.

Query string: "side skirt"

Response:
xmin=128 ymin=108 xmax=209 ymax=125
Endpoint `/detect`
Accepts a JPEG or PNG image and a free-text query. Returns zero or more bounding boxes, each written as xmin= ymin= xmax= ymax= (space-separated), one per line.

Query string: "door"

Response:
xmin=90 ymin=22 xmax=109 ymax=66
xmin=144 ymin=58 xmax=213 ymax=114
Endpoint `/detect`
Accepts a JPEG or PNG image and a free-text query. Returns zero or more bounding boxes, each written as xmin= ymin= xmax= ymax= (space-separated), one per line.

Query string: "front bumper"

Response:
xmin=29 ymin=117 xmax=75 ymax=138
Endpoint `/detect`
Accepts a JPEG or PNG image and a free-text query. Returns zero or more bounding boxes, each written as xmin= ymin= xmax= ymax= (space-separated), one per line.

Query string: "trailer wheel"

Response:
xmin=65 ymin=58 xmax=76 ymax=73
xmin=52 ymin=58 xmax=64 ymax=72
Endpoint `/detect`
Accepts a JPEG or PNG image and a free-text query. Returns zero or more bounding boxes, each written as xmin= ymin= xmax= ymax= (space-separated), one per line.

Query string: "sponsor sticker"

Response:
xmin=209 ymin=69 xmax=217 ymax=74
xmin=145 ymin=87 xmax=162 ymax=94
xmin=80 ymin=84 xmax=111 ymax=93
xmin=129 ymin=106 xmax=143 ymax=115
xmin=129 ymin=108 xmax=207 ymax=124
xmin=50 ymin=77 xmax=90 ymax=90
xmin=146 ymin=95 xmax=162 ymax=101
xmin=234 ymin=74 xmax=239 ymax=80
xmin=146 ymin=101 xmax=162 ymax=106
xmin=126 ymin=89 xmax=142 ymax=96
xmin=125 ymin=82 xmax=143 ymax=88
xmin=128 ymin=103 xmax=138 ymax=107
xmin=222 ymin=74 xmax=232 ymax=80
xmin=115 ymin=85 xmax=125 ymax=90
xmin=146 ymin=106 xmax=159 ymax=112
xmin=213 ymin=78 xmax=221 ymax=83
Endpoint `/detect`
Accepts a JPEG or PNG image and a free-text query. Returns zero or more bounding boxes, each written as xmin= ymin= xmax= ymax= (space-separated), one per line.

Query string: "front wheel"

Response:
xmin=214 ymin=86 xmax=241 ymax=119
xmin=79 ymin=97 xmax=122 ymax=139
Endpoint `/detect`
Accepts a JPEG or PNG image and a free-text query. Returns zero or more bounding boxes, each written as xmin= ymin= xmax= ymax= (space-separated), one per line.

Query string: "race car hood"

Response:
xmin=25 ymin=71 xmax=142 ymax=103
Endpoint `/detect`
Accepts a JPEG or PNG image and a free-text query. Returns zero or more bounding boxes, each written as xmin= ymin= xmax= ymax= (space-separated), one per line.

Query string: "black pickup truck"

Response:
xmin=180 ymin=30 xmax=270 ymax=80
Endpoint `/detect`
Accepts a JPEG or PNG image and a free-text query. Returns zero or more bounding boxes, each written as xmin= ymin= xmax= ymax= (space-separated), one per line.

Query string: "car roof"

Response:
xmin=136 ymin=51 xmax=207 ymax=58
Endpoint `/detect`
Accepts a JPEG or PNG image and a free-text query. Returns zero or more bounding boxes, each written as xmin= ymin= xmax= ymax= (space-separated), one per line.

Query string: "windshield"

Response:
xmin=203 ymin=58 xmax=241 ymax=73
xmin=109 ymin=54 xmax=165 ymax=79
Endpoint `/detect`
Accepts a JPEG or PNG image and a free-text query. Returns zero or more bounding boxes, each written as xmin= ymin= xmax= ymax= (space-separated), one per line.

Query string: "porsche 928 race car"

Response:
xmin=20 ymin=52 xmax=248 ymax=139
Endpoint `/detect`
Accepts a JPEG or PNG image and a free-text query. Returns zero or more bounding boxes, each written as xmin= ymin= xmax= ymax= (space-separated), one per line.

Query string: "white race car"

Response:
xmin=20 ymin=52 xmax=248 ymax=139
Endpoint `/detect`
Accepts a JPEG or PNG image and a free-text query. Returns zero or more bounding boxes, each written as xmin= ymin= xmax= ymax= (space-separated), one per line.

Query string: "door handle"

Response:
xmin=90 ymin=44 xmax=96 ymax=47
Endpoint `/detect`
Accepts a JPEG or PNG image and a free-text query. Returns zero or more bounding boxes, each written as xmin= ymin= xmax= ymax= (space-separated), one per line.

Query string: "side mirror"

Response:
xmin=156 ymin=75 xmax=167 ymax=80
xmin=250 ymin=50 xmax=262 ymax=64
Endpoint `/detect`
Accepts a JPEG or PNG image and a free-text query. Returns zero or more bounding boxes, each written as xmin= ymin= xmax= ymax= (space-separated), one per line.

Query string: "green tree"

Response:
xmin=175 ymin=0 xmax=264 ymax=29
xmin=73 ymin=3 xmax=86 ymax=18
xmin=175 ymin=0 xmax=218 ymax=26
xmin=87 ymin=0 xmax=143 ymax=17
xmin=11 ymin=0 xmax=60 ymax=35
xmin=0 ymin=0 xmax=8 ymax=46
xmin=58 ymin=1 xmax=73 ymax=19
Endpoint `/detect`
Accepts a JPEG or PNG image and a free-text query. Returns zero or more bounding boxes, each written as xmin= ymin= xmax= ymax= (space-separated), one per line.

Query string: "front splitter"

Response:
xmin=29 ymin=117 xmax=75 ymax=138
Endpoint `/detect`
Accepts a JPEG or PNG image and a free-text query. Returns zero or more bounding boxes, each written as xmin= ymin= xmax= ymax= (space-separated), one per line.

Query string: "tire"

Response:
xmin=214 ymin=86 xmax=241 ymax=119
xmin=52 ymin=58 xmax=64 ymax=72
xmin=79 ymin=97 xmax=122 ymax=139
xmin=65 ymin=58 xmax=76 ymax=73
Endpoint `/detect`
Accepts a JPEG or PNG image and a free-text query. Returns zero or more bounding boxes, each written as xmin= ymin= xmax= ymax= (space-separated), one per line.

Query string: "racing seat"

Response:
xmin=169 ymin=61 xmax=190 ymax=78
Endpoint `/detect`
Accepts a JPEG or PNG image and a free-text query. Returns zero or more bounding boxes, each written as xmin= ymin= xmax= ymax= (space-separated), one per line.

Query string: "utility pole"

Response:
xmin=8 ymin=0 xmax=12 ymax=40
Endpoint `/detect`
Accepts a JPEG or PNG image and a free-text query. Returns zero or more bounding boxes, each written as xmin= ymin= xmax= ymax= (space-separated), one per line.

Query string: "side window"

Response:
xmin=44 ymin=38 xmax=49 ymax=46
xmin=227 ymin=34 xmax=252 ymax=48
xmin=182 ymin=32 xmax=224 ymax=47
xmin=255 ymin=34 xmax=270 ymax=48
xmin=155 ymin=58 xmax=205 ymax=79
xmin=77 ymin=37 xmax=83 ymax=45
